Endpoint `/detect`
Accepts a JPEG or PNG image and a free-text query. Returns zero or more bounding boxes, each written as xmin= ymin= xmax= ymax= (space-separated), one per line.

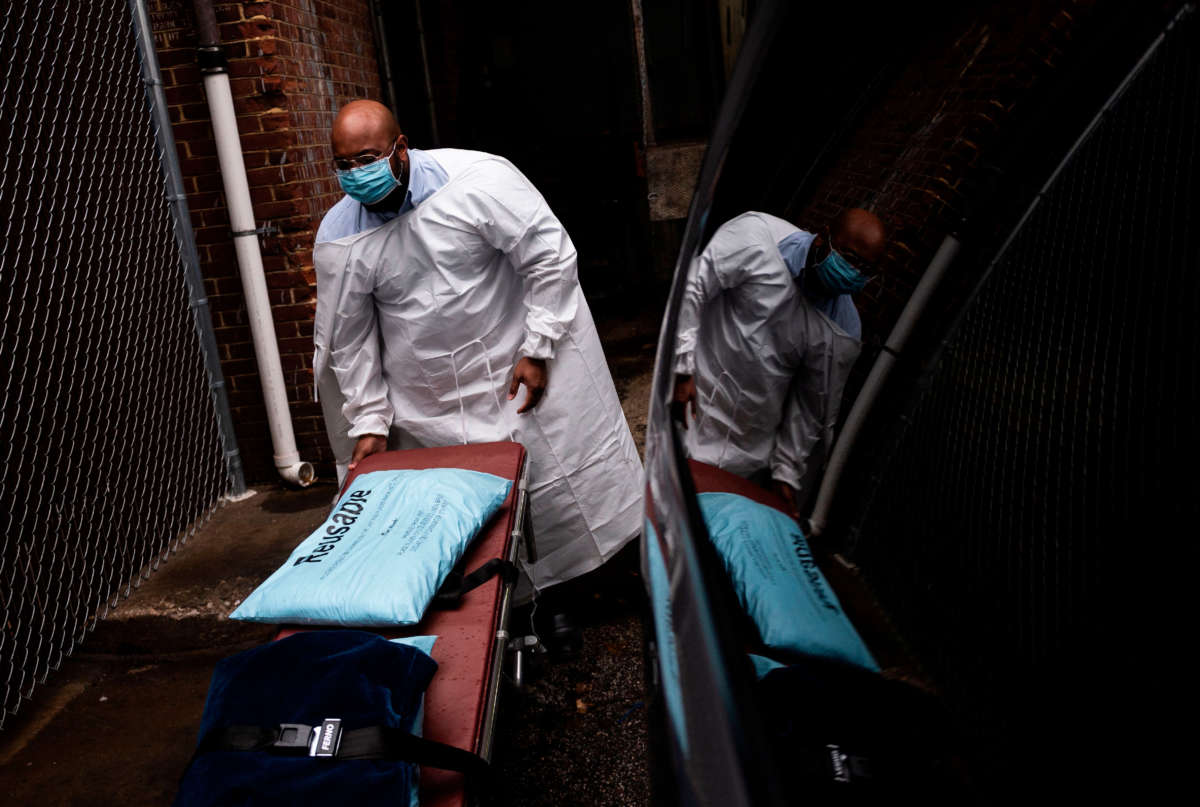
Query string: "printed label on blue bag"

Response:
xmin=791 ymin=533 xmax=840 ymax=613
xmin=293 ymin=489 xmax=373 ymax=566
xmin=385 ymin=493 xmax=450 ymax=556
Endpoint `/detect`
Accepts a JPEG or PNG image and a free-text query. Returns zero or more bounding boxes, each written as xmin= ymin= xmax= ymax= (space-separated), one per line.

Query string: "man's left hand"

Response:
xmin=508 ymin=357 xmax=548 ymax=414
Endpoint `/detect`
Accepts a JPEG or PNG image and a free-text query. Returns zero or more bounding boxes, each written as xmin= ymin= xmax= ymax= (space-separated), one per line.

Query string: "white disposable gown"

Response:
xmin=674 ymin=212 xmax=861 ymax=505
xmin=313 ymin=149 xmax=643 ymax=591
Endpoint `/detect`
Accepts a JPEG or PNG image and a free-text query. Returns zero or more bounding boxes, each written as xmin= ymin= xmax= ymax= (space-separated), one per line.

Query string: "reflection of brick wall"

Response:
xmin=149 ymin=0 xmax=380 ymax=482
xmin=797 ymin=1 xmax=1096 ymax=344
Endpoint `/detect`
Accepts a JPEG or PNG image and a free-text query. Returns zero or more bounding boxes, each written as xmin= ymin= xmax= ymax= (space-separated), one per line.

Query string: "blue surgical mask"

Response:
xmin=813 ymin=248 xmax=869 ymax=294
xmin=336 ymin=144 xmax=401 ymax=204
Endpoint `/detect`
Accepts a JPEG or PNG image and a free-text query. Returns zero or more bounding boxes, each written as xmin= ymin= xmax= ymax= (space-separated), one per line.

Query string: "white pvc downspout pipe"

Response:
xmin=807 ymin=234 xmax=960 ymax=537
xmin=193 ymin=1 xmax=314 ymax=487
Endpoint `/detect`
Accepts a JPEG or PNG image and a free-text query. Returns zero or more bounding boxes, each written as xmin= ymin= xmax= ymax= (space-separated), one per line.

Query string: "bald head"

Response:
xmin=829 ymin=208 xmax=887 ymax=268
xmin=333 ymin=100 xmax=403 ymax=150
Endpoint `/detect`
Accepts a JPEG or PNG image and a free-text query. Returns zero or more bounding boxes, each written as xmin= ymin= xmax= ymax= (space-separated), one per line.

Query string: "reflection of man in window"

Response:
xmin=672 ymin=209 xmax=887 ymax=517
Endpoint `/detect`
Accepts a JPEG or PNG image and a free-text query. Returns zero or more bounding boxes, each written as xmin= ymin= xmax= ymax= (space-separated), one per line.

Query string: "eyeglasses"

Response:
xmin=823 ymin=228 xmax=878 ymax=277
xmin=332 ymin=140 xmax=399 ymax=173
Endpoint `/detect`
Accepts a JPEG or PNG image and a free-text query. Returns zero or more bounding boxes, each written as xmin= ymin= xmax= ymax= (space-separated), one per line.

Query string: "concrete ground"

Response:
xmin=0 ymin=306 xmax=661 ymax=807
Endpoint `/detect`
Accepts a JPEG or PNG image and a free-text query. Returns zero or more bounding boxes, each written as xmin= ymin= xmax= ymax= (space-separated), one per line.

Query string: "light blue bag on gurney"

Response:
xmin=391 ymin=636 xmax=437 ymax=807
xmin=698 ymin=492 xmax=878 ymax=671
xmin=232 ymin=469 xmax=511 ymax=626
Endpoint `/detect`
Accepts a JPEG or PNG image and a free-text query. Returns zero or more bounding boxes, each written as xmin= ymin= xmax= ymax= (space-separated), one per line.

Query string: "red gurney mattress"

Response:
xmin=688 ymin=459 xmax=790 ymax=516
xmin=276 ymin=441 xmax=528 ymax=807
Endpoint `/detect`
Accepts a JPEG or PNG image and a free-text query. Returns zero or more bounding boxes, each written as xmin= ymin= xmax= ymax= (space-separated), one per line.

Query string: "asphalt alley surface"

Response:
xmin=492 ymin=544 xmax=650 ymax=807
xmin=484 ymin=307 xmax=661 ymax=807
xmin=0 ymin=306 xmax=660 ymax=807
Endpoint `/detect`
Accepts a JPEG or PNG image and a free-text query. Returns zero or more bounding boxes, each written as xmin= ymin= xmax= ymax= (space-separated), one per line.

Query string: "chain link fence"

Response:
xmin=0 ymin=1 xmax=242 ymax=726
xmin=845 ymin=5 xmax=1196 ymax=776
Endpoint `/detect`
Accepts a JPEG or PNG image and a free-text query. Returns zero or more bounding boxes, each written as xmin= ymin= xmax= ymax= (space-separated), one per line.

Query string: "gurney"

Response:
xmin=274 ymin=441 xmax=532 ymax=807
xmin=686 ymin=458 xmax=969 ymax=799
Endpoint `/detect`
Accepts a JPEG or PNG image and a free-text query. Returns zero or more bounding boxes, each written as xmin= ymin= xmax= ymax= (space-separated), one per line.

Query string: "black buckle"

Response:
xmin=273 ymin=723 xmax=315 ymax=753
xmin=311 ymin=718 xmax=343 ymax=758
xmin=826 ymin=744 xmax=873 ymax=783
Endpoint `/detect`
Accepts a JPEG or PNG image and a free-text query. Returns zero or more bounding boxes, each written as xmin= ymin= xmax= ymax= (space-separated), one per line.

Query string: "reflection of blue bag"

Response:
xmin=748 ymin=653 xmax=786 ymax=679
xmin=231 ymin=469 xmax=511 ymax=626
xmin=698 ymin=492 xmax=878 ymax=671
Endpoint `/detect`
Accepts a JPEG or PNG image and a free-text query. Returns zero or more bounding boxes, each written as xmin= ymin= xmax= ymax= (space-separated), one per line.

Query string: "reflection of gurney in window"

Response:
xmin=273 ymin=441 xmax=532 ymax=807
xmin=683 ymin=459 xmax=966 ymax=800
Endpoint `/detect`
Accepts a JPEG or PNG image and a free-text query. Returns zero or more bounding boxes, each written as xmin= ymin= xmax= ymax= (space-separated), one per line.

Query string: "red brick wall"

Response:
xmin=149 ymin=0 xmax=381 ymax=482
xmin=795 ymin=1 xmax=1097 ymax=343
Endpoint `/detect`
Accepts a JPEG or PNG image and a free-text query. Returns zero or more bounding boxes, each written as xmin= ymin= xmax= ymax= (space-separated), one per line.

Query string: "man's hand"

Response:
xmin=349 ymin=434 xmax=387 ymax=471
xmin=508 ymin=357 xmax=548 ymax=414
xmin=671 ymin=374 xmax=698 ymax=429
xmin=772 ymin=480 xmax=800 ymax=521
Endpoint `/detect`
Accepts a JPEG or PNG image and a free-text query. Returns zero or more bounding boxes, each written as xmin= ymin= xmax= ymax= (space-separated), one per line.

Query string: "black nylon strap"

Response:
xmin=198 ymin=723 xmax=490 ymax=777
xmin=337 ymin=726 xmax=490 ymax=776
xmin=200 ymin=724 xmax=280 ymax=753
xmin=182 ymin=722 xmax=317 ymax=785
xmin=432 ymin=558 xmax=517 ymax=608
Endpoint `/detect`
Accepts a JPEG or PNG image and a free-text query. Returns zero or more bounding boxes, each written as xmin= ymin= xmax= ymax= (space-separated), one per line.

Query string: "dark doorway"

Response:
xmin=377 ymin=0 xmax=656 ymax=309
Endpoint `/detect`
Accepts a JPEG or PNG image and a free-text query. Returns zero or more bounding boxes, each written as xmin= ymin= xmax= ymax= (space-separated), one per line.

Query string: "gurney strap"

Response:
xmin=198 ymin=722 xmax=490 ymax=776
xmin=339 ymin=726 xmax=488 ymax=775
xmin=432 ymin=558 xmax=518 ymax=608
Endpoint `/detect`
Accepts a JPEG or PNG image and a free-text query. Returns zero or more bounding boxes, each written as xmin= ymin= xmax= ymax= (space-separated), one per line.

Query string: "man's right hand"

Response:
xmin=671 ymin=374 xmax=698 ymax=429
xmin=772 ymin=480 xmax=800 ymax=521
xmin=349 ymin=434 xmax=387 ymax=472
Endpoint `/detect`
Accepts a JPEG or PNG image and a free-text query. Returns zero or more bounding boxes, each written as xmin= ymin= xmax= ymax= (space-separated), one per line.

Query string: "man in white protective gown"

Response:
xmin=671 ymin=208 xmax=887 ymax=518
xmin=312 ymin=101 xmax=643 ymax=596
